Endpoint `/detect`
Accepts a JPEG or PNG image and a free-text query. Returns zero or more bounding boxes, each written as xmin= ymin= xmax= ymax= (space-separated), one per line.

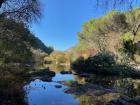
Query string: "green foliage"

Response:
xmin=49 ymin=51 xmax=71 ymax=65
xmin=121 ymin=32 xmax=133 ymax=41
xmin=87 ymin=52 xmax=116 ymax=67
xmin=72 ymin=57 xmax=85 ymax=73
xmin=76 ymin=10 xmax=128 ymax=52
xmin=26 ymin=33 xmax=54 ymax=54
xmin=0 ymin=19 xmax=32 ymax=63
xmin=75 ymin=40 xmax=90 ymax=51
xmin=123 ymin=40 xmax=137 ymax=55
xmin=72 ymin=52 xmax=116 ymax=73
xmin=72 ymin=52 xmax=140 ymax=78
xmin=74 ymin=8 xmax=140 ymax=61
xmin=121 ymin=33 xmax=137 ymax=60
xmin=0 ymin=18 xmax=53 ymax=64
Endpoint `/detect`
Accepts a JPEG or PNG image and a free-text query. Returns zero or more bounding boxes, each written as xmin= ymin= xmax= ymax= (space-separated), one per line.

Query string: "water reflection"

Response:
xmin=76 ymin=93 xmax=120 ymax=105
xmin=85 ymin=75 xmax=140 ymax=98
xmin=46 ymin=64 xmax=71 ymax=73
xmin=24 ymin=64 xmax=140 ymax=105
xmin=0 ymin=74 xmax=28 ymax=105
xmin=24 ymin=74 xmax=79 ymax=105
xmin=53 ymin=73 xmax=75 ymax=81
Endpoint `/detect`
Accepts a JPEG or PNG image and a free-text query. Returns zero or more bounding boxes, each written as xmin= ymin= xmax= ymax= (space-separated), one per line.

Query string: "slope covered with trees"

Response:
xmin=0 ymin=18 xmax=53 ymax=64
xmin=70 ymin=8 xmax=140 ymax=77
xmin=74 ymin=8 xmax=140 ymax=63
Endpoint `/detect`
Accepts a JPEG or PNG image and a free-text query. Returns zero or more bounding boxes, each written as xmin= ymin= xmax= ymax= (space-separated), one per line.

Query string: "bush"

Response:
xmin=71 ymin=57 xmax=86 ymax=73
xmin=88 ymin=52 xmax=116 ymax=67
xmin=72 ymin=52 xmax=116 ymax=73
xmin=71 ymin=52 xmax=140 ymax=78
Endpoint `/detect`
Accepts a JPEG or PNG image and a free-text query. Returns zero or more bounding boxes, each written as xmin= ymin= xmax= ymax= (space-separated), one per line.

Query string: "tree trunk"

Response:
xmin=0 ymin=0 xmax=5 ymax=8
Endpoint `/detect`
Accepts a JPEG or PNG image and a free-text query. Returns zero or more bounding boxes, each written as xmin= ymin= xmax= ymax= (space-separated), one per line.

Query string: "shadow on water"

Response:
xmin=0 ymin=77 xmax=26 ymax=105
xmin=0 ymin=64 xmax=55 ymax=105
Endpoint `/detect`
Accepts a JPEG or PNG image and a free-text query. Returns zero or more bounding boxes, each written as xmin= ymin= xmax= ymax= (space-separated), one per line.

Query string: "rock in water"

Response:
xmin=55 ymin=85 xmax=62 ymax=88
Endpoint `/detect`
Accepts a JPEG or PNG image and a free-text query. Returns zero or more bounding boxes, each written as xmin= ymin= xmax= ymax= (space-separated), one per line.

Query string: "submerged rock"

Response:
xmin=79 ymin=73 xmax=90 ymax=77
xmin=60 ymin=71 xmax=72 ymax=74
xmin=64 ymin=82 xmax=120 ymax=97
xmin=55 ymin=85 xmax=62 ymax=88
xmin=58 ymin=81 xmax=77 ymax=87
xmin=65 ymin=87 xmax=78 ymax=94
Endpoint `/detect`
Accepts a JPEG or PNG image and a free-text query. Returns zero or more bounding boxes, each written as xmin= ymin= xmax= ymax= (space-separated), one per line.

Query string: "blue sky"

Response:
xmin=30 ymin=0 xmax=140 ymax=51
xmin=30 ymin=0 xmax=106 ymax=51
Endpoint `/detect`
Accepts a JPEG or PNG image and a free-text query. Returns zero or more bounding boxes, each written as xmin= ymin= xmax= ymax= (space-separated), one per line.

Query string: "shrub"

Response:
xmin=88 ymin=52 xmax=116 ymax=67
xmin=71 ymin=52 xmax=140 ymax=78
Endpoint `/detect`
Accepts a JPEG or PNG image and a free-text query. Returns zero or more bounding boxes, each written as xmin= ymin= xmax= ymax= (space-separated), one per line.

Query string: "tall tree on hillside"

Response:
xmin=0 ymin=0 xmax=41 ymax=23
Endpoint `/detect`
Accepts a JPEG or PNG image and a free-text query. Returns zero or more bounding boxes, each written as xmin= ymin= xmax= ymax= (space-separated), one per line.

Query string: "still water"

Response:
xmin=24 ymin=65 xmax=140 ymax=105
xmin=24 ymin=73 xmax=79 ymax=105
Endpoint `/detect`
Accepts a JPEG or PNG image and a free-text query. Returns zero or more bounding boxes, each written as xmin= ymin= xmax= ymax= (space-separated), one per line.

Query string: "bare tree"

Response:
xmin=0 ymin=0 xmax=41 ymax=23
xmin=95 ymin=0 xmax=139 ymax=10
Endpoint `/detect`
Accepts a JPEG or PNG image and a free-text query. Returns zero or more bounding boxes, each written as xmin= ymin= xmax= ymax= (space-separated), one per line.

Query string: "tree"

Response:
xmin=77 ymin=11 xmax=126 ymax=52
xmin=0 ymin=18 xmax=52 ymax=64
xmin=75 ymin=8 xmax=140 ymax=62
xmin=0 ymin=0 xmax=41 ymax=23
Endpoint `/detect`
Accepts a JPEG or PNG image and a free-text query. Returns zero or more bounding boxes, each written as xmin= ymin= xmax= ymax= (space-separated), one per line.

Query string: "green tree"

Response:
xmin=0 ymin=18 xmax=52 ymax=64
xmin=75 ymin=8 xmax=140 ymax=62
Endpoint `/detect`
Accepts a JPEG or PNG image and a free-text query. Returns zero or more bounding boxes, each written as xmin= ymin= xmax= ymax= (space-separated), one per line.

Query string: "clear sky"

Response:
xmin=30 ymin=0 xmax=140 ymax=51
xmin=30 ymin=0 xmax=106 ymax=51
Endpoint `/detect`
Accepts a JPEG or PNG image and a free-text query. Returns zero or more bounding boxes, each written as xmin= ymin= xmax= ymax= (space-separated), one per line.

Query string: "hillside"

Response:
xmin=0 ymin=18 xmax=53 ymax=64
xmin=70 ymin=8 xmax=140 ymax=63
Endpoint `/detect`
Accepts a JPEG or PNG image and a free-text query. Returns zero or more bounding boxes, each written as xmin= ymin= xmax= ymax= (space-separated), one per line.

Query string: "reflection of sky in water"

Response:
xmin=53 ymin=73 xmax=75 ymax=81
xmin=24 ymin=74 xmax=78 ymax=105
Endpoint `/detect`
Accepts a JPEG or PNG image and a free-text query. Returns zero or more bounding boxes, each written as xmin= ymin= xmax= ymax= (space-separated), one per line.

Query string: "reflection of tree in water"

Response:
xmin=77 ymin=95 xmax=97 ymax=105
xmin=0 ymin=75 xmax=27 ymax=105
xmin=70 ymin=75 xmax=140 ymax=105
xmin=0 ymin=65 xmax=54 ymax=105
xmin=44 ymin=64 xmax=71 ymax=73
xmin=122 ymin=80 xmax=140 ymax=98
xmin=85 ymin=75 xmax=140 ymax=98
xmin=74 ymin=75 xmax=86 ymax=84
xmin=34 ymin=63 xmax=71 ymax=73
xmin=76 ymin=93 xmax=120 ymax=105
xmin=34 ymin=63 xmax=46 ymax=69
